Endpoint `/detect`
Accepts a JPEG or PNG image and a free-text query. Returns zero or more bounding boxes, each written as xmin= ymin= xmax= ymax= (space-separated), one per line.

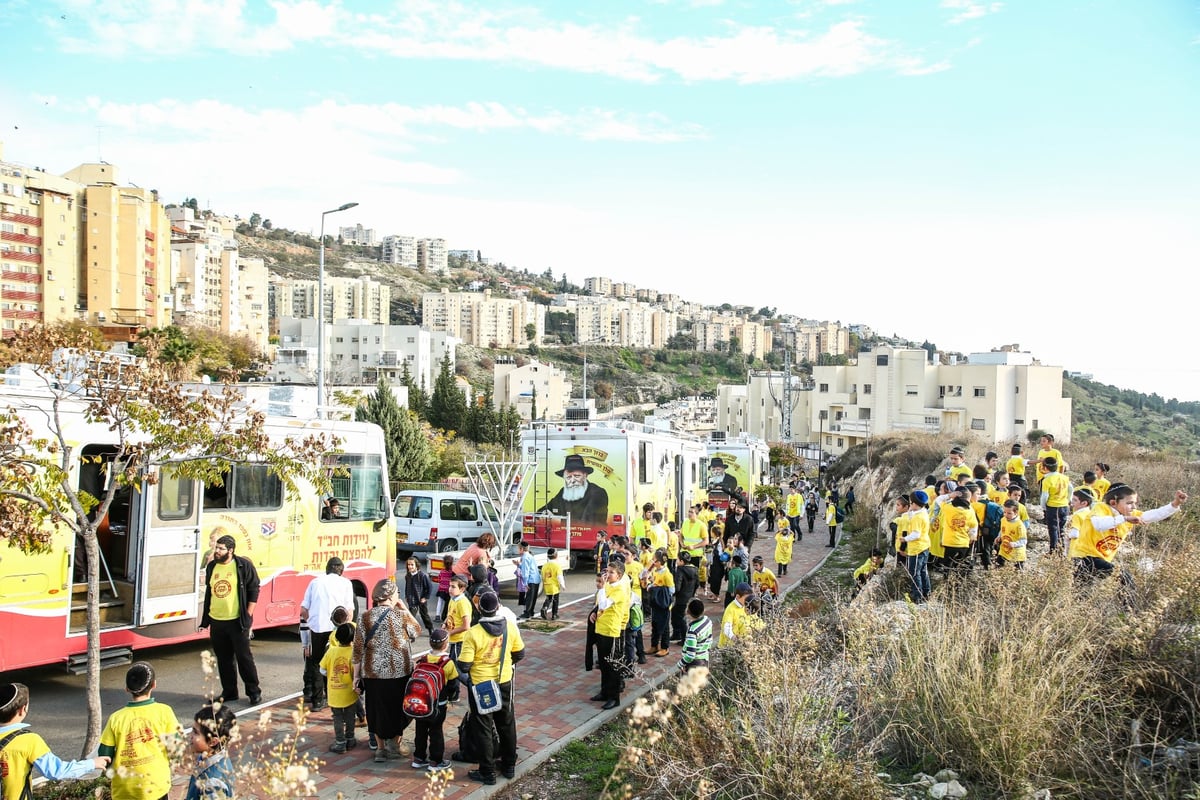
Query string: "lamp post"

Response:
xmin=316 ymin=201 xmax=358 ymax=413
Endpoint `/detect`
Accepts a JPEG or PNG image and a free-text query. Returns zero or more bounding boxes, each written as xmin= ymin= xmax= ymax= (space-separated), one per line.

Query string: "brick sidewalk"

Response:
xmin=175 ymin=517 xmax=836 ymax=799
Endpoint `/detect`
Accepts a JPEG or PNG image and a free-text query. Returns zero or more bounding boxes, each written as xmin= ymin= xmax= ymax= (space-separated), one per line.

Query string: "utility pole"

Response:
xmin=782 ymin=348 xmax=793 ymax=441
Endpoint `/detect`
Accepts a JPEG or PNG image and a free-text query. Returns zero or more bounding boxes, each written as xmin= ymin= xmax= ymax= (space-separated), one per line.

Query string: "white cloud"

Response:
xmin=44 ymin=0 xmax=948 ymax=82
xmin=940 ymin=0 xmax=1003 ymax=25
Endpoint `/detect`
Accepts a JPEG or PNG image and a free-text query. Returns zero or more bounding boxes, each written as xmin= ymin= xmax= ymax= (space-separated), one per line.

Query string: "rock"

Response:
xmin=876 ymin=772 xmax=893 ymax=781
xmin=933 ymin=769 xmax=959 ymax=783
xmin=945 ymin=780 xmax=967 ymax=798
xmin=1032 ymin=790 xmax=1051 ymax=800
xmin=929 ymin=783 xmax=949 ymax=799
xmin=914 ymin=772 xmax=936 ymax=786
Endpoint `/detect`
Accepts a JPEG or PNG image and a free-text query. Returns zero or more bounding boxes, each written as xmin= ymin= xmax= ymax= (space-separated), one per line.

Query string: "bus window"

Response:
xmin=157 ymin=473 xmax=194 ymax=521
xmin=325 ymin=453 xmax=386 ymax=521
xmin=204 ymin=465 xmax=283 ymax=511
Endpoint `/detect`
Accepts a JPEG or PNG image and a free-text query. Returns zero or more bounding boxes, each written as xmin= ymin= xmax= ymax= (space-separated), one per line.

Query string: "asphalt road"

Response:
xmin=9 ymin=565 xmax=602 ymax=758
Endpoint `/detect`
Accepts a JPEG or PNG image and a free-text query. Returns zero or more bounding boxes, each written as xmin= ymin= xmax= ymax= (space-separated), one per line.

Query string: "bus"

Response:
xmin=0 ymin=383 xmax=393 ymax=673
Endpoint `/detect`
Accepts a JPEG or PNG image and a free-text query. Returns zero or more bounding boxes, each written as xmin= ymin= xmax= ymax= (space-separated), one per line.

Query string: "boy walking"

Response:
xmin=540 ymin=547 xmax=565 ymax=620
xmin=320 ymin=623 xmax=358 ymax=753
xmin=514 ymin=542 xmax=542 ymax=620
xmin=0 ymin=683 xmax=109 ymax=800
xmin=677 ymin=599 xmax=712 ymax=673
xmin=403 ymin=557 xmax=435 ymax=633
xmin=99 ymin=662 xmax=181 ymax=800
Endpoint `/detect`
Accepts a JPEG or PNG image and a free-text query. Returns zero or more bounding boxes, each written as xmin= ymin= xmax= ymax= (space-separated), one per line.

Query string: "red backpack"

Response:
xmin=403 ymin=655 xmax=450 ymax=718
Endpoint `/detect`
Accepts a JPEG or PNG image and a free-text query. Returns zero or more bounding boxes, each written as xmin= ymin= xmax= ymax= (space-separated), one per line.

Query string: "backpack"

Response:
xmin=981 ymin=501 xmax=1003 ymax=535
xmin=650 ymin=583 xmax=674 ymax=610
xmin=835 ymin=506 xmax=847 ymax=524
xmin=0 ymin=729 xmax=34 ymax=800
xmin=403 ymin=655 xmax=450 ymax=719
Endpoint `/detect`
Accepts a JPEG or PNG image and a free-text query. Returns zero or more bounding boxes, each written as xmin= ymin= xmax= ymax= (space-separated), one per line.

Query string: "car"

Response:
xmin=393 ymin=489 xmax=520 ymax=557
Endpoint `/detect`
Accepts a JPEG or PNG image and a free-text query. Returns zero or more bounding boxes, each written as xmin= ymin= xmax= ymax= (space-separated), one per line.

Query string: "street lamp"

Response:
xmin=316 ymin=201 xmax=358 ymax=413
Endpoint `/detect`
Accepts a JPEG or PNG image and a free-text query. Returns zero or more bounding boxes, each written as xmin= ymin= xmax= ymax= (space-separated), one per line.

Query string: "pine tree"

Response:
xmin=473 ymin=388 xmax=499 ymax=443
xmin=499 ymin=403 xmax=523 ymax=453
xmin=401 ymin=361 xmax=428 ymax=419
xmin=427 ymin=353 xmax=467 ymax=433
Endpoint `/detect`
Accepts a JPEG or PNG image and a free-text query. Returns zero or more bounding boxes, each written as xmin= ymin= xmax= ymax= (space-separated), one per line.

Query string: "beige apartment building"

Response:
xmin=62 ymin=162 xmax=174 ymax=336
xmin=574 ymin=298 xmax=677 ymax=348
xmin=776 ymin=321 xmax=850 ymax=362
xmin=717 ymin=345 xmax=1072 ymax=455
xmin=492 ymin=357 xmax=572 ymax=420
xmin=0 ymin=146 xmax=83 ymax=334
xmin=421 ymin=288 xmax=544 ymax=348
xmin=694 ymin=316 xmax=771 ymax=360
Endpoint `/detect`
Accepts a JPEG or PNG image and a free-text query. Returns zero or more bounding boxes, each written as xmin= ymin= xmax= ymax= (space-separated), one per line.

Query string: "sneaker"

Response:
xmin=428 ymin=760 xmax=452 ymax=771
xmin=655 ymin=649 xmax=669 ymax=657
xmin=330 ymin=741 xmax=347 ymax=754
xmin=540 ymin=607 xmax=548 ymax=620
xmin=374 ymin=749 xmax=387 ymax=763
xmin=411 ymin=759 xmax=430 ymax=769
xmin=368 ymin=733 xmax=378 ymax=751
xmin=467 ymin=769 xmax=497 ymax=785
xmin=346 ymin=739 xmax=358 ymax=750
xmin=501 ymin=765 xmax=515 ymax=779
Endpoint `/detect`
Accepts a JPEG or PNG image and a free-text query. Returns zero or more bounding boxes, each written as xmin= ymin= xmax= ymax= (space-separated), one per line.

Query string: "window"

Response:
xmin=905 ymin=385 xmax=918 ymax=396
xmin=325 ymin=453 xmax=386 ymax=521
xmin=639 ymin=441 xmax=650 ymax=484
xmin=971 ymin=418 xmax=986 ymax=430
xmin=974 ymin=387 xmax=986 ymax=398
xmin=864 ymin=384 xmax=872 ymax=394
xmin=825 ymin=436 xmax=832 ymax=446
xmin=818 ymin=410 xmax=828 ymax=420
xmin=1032 ymin=419 xmax=1039 ymax=428
xmin=1015 ymin=386 xmax=1020 ymax=394
xmin=939 ymin=386 xmax=946 ymax=398
xmin=819 ymin=383 xmax=829 ymax=392
xmin=859 ymin=408 xmax=871 ymax=420
xmin=837 ymin=438 xmax=844 ymax=447
xmin=876 ymin=355 xmax=889 ymax=366
xmin=204 ymin=464 xmax=283 ymax=511
xmin=835 ymin=411 xmax=844 ymax=420
xmin=335 ymin=337 xmax=344 ymax=343
xmin=394 ymin=495 xmax=433 ymax=520
xmin=925 ymin=416 xmax=938 ymax=426
xmin=156 ymin=473 xmax=194 ymax=521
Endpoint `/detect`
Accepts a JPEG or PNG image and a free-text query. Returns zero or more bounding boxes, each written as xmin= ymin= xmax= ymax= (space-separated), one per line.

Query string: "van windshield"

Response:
xmin=394 ymin=495 xmax=433 ymax=520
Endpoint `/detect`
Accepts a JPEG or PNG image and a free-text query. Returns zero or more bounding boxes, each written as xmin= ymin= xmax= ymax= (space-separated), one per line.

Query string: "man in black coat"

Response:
xmin=537 ymin=454 xmax=609 ymax=525
xmin=670 ymin=553 xmax=700 ymax=642
xmin=200 ymin=534 xmax=262 ymax=704
xmin=726 ymin=499 xmax=756 ymax=552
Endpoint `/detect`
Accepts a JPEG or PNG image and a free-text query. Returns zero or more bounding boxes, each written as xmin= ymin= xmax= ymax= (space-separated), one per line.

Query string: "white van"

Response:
xmin=393 ymin=489 xmax=518 ymax=556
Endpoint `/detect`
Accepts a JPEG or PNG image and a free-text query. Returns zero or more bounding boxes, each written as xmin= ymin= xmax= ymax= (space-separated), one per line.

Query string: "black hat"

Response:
xmin=429 ymin=628 xmax=449 ymax=646
xmin=555 ymin=454 xmax=594 ymax=477
xmin=709 ymin=457 xmax=728 ymax=469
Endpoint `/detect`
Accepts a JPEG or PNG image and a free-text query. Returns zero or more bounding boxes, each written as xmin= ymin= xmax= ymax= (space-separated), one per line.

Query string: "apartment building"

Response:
xmin=716 ymin=345 xmax=1072 ymax=456
xmin=573 ymin=297 xmax=677 ymax=349
xmin=492 ymin=357 xmax=572 ymax=420
xmin=381 ymin=235 xmax=417 ymax=268
xmin=694 ymin=316 xmax=770 ymax=360
xmin=583 ymin=276 xmax=612 ymax=296
xmin=269 ymin=276 xmax=391 ymax=325
xmin=776 ymin=321 xmax=850 ymax=362
xmin=339 ymin=223 xmax=377 ymax=246
xmin=269 ymin=317 xmax=456 ymax=389
xmin=63 ymin=162 xmax=173 ymax=336
xmin=421 ymin=288 xmax=544 ymax=348
xmin=0 ymin=145 xmax=83 ymax=334
xmin=417 ymin=238 xmax=448 ymax=274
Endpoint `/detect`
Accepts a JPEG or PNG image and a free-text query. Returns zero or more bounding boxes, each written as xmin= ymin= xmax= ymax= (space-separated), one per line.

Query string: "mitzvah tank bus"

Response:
xmin=0 ymin=383 xmax=393 ymax=672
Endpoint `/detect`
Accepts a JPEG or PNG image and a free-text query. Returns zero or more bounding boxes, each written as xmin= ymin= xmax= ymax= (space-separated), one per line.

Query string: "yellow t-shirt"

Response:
xmin=998 ymin=517 xmax=1027 ymax=563
xmin=940 ymin=504 xmax=975 ymax=549
xmin=0 ymin=728 xmax=52 ymax=800
xmin=751 ymin=567 xmax=778 ymax=595
xmin=988 ymin=486 xmax=1009 ymax=505
xmin=1066 ymin=506 xmax=1094 ymax=559
xmin=853 ymin=558 xmax=880 ymax=582
xmin=892 ymin=514 xmax=909 ymax=554
xmin=419 ymin=652 xmax=459 ymax=697
xmin=624 ymin=556 xmax=644 ymax=599
xmin=825 ymin=503 xmax=837 ymax=526
xmin=1093 ymin=477 xmax=1111 ymax=501
xmin=666 ymin=529 xmax=680 ymax=560
xmin=947 ymin=464 xmax=973 ymax=483
xmin=459 ymin=619 xmax=526 ymax=684
xmin=1036 ymin=448 xmax=1066 ymax=482
xmin=595 ymin=578 xmax=630 ymax=638
xmin=1074 ymin=503 xmax=1141 ymax=562
xmin=905 ymin=509 xmax=931 ymax=556
xmin=785 ymin=493 xmax=803 ymax=517
xmin=651 ymin=565 xmax=675 ymax=590
xmin=774 ymin=531 xmax=793 ymax=565
xmin=1042 ymin=472 xmax=1071 ymax=507
xmin=208 ymin=561 xmax=239 ymax=621
xmin=445 ymin=594 xmax=472 ymax=643
xmin=98 ymin=700 xmax=181 ymax=800
xmin=928 ymin=503 xmax=945 ymax=558
xmin=718 ymin=600 xmax=763 ymax=647
xmin=541 ymin=561 xmax=565 ymax=596
xmin=1006 ymin=455 xmax=1027 ymax=477
xmin=320 ymin=641 xmax=357 ymax=709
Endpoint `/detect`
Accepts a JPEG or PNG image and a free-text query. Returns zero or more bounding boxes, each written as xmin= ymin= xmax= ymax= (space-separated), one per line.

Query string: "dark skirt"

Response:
xmin=364 ymin=676 xmax=411 ymax=739
xmin=708 ymin=558 xmax=725 ymax=595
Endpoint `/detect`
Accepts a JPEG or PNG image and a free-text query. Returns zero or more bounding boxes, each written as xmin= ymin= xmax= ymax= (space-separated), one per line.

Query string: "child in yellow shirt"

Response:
xmin=997 ymin=500 xmax=1028 ymax=569
xmin=773 ymin=520 xmax=794 ymax=576
xmin=98 ymin=662 xmax=180 ymax=800
xmin=750 ymin=555 xmax=779 ymax=600
xmin=852 ymin=548 xmax=885 ymax=594
xmin=540 ymin=547 xmax=566 ymax=620
xmin=320 ymin=623 xmax=358 ymax=753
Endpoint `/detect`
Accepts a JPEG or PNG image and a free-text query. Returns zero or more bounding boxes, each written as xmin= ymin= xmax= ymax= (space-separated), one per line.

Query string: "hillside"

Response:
xmin=232 ymin=229 xmax=1200 ymax=456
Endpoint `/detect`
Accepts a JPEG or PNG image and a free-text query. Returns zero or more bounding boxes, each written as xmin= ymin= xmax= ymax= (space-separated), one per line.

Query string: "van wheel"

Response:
xmin=437 ymin=540 xmax=458 ymax=553
xmin=568 ymin=551 xmax=579 ymax=571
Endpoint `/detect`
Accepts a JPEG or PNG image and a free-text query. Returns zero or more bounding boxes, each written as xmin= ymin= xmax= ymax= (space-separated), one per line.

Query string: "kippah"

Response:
xmin=429 ymin=628 xmax=449 ymax=645
xmin=478 ymin=591 xmax=500 ymax=614
xmin=0 ymin=683 xmax=17 ymax=711
xmin=216 ymin=534 xmax=237 ymax=549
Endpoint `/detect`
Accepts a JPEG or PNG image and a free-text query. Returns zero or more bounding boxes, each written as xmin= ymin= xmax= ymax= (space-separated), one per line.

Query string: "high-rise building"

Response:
xmin=0 ymin=144 xmax=84 ymax=335
xmin=417 ymin=238 xmax=448 ymax=274
xmin=381 ymin=235 xmax=417 ymax=267
xmin=421 ymin=288 xmax=543 ymax=348
xmin=338 ymin=223 xmax=377 ymax=246
xmin=269 ymin=276 xmax=390 ymax=325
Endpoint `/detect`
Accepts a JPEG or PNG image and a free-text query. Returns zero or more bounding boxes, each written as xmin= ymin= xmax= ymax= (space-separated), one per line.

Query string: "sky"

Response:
xmin=2 ymin=0 xmax=1199 ymax=400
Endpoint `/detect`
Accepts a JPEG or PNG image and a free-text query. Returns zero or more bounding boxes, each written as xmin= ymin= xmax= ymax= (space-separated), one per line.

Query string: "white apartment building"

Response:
xmin=777 ymin=321 xmax=850 ymax=362
xmin=269 ymin=317 xmax=456 ymax=389
xmin=381 ymin=235 xmax=417 ymax=268
xmin=448 ymin=249 xmax=478 ymax=262
xmin=168 ymin=208 xmax=269 ymax=353
xmin=583 ymin=276 xmax=612 ymax=296
xmin=716 ymin=345 xmax=1072 ymax=456
xmin=574 ymin=298 xmax=677 ymax=349
xmin=694 ymin=317 xmax=771 ymax=360
xmin=421 ymin=288 xmax=545 ymax=348
xmin=417 ymin=238 xmax=448 ymax=274
xmin=339 ymin=223 xmax=377 ymax=246
xmin=269 ymin=276 xmax=391 ymax=325
xmin=492 ymin=357 xmax=572 ymax=420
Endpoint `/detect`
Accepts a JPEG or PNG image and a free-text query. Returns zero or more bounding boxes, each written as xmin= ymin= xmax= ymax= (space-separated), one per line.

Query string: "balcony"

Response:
xmin=1 ymin=250 xmax=40 ymax=264
xmin=1 ymin=288 xmax=42 ymax=302
xmin=145 ymin=230 xmax=156 ymax=242
xmin=1 ymin=232 xmax=42 ymax=246
xmin=144 ymin=259 xmax=154 ymax=271
xmin=144 ymin=274 xmax=156 ymax=286
xmin=1 ymin=270 xmax=40 ymax=283
xmin=144 ymin=289 xmax=155 ymax=302
xmin=0 ymin=211 xmax=40 ymax=227
xmin=5 ymin=309 xmax=42 ymax=321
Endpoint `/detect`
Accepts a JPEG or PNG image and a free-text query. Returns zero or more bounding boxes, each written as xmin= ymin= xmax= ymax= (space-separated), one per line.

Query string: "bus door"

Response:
xmin=133 ymin=470 xmax=203 ymax=626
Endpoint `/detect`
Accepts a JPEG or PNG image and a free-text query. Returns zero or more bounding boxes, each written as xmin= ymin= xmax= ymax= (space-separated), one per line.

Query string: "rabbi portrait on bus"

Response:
xmin=537 ymin=454 xmax=609 ymax=525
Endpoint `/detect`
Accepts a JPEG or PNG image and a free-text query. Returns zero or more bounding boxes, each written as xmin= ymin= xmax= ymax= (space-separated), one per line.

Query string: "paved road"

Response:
xmin=8 ymin=566 xmax=602 ymax=758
